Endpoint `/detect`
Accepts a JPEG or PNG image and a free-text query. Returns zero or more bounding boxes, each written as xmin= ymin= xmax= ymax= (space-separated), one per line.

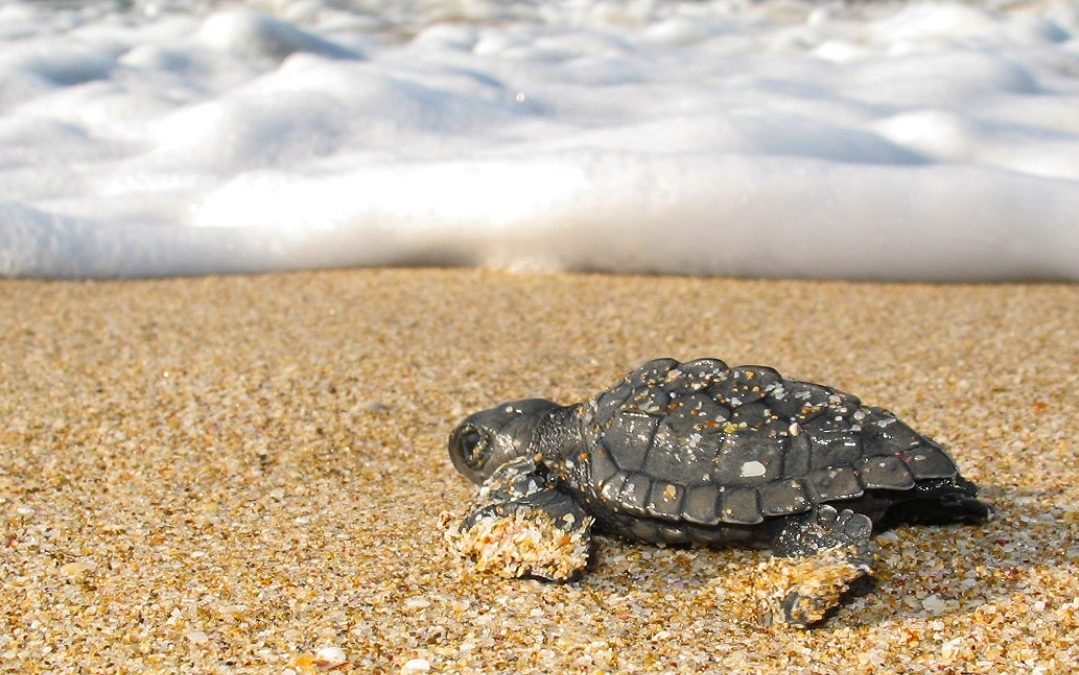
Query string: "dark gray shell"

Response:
xmin=579 ymin=358 xmax=959 ymax=526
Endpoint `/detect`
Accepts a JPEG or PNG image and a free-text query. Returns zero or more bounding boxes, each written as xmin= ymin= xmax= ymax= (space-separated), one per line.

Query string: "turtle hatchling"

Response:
xmin=445 ymin=357 xmax=990 ymax=626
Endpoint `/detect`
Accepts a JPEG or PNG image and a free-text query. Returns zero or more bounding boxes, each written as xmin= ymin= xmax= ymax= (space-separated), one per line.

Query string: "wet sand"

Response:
xmin=1 ymin=269 xmax=1076 ymax=672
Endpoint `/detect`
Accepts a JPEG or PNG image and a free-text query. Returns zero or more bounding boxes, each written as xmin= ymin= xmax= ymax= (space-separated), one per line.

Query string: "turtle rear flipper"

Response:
xmin=446 ymin=459 xmax=594 ymax=581
xmin=883 ymin=477 xmax=992 ymax=527
xmin=769 ymin=505 xmax=875 ymax=627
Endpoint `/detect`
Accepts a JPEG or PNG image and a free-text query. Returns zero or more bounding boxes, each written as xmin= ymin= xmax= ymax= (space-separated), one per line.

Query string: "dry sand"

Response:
xmin=1 ymin=269 xmax=1076 ymax=673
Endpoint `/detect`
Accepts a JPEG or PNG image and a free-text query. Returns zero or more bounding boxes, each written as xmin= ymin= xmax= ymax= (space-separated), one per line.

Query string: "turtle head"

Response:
xmin=449 ymin=398 xmax=560 ymax=484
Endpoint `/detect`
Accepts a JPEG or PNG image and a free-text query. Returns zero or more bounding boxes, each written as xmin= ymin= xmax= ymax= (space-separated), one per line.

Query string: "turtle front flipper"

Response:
xmin=768 ymin=505 xmax=875 ymax=627
xmin=445 ymin=458 xmax=594 ymax=581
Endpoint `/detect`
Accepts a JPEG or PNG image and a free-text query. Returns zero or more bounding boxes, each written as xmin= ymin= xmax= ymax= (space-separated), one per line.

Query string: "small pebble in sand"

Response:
xmin=941 ymin=637 xmax=963 ymax=659
xmin=59 ymin=562 xmax=92 ymax=578
xmin=401 ymin=657 xmax=430 ymax=673
xmin=313 ymin=646 xmax=347 ymax=669
xmin=922 ymin=594 xmax=948 ymax=614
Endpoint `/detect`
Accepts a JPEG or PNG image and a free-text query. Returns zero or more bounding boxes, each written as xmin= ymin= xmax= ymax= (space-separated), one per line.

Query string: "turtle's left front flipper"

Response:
xmin=445 ymin=458 xmax=593 ymax=581
xmin=769 ymin=505 xmax=876 ymax=627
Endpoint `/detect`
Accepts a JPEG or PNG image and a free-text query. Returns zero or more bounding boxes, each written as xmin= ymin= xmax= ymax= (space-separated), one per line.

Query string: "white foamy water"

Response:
xmin=1 ymin=0 xmax=1077 ymax=280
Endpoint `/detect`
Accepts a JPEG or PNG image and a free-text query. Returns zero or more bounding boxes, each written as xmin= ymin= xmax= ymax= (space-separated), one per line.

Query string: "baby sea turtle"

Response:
xmin=445 ymin=357 xmax=989 ymax=626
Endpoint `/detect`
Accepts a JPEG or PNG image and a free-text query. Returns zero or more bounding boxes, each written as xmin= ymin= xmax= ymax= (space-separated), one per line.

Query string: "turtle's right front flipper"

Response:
xmin=445 ymin=458 xmax=593 ymax=581
xmin=769 ymin=505 xmax=876 ymax=627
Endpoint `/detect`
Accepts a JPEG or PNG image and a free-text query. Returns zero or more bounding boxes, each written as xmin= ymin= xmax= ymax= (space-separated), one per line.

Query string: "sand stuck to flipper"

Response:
xmin=444 ymin=507 xmax=593 ymax=582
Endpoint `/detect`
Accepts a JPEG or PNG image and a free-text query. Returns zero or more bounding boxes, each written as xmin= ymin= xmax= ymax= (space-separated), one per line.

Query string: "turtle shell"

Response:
xmin=580 ymin=358 xmax=958 ymax=526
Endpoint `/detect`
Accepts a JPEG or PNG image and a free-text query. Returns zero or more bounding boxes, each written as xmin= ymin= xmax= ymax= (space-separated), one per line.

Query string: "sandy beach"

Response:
xmin=1 ymin=269 xmax=1076 ymax=673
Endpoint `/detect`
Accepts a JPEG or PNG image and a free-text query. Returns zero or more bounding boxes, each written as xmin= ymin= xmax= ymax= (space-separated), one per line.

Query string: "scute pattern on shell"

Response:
xmin=584 ymin=358 xmax=959 ymax=525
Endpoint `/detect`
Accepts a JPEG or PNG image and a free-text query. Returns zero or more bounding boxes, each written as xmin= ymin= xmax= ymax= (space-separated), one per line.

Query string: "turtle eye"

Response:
xmin=457 ymin=427 xmax=488 ymax=467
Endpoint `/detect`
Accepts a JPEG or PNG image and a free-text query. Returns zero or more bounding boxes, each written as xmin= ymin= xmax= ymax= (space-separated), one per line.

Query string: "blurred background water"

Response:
xmin=1 ymin=0 xmax=1077 ymax=279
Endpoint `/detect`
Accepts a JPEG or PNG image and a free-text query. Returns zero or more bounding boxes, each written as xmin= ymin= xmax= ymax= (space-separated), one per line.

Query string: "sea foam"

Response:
xmin=1 ymin=0 xmax=1077 ymax=280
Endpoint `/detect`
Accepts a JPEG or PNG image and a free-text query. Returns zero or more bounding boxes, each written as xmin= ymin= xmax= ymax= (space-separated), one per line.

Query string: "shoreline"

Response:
xmin=2 ymin=269 xmax=1076 ymax=672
